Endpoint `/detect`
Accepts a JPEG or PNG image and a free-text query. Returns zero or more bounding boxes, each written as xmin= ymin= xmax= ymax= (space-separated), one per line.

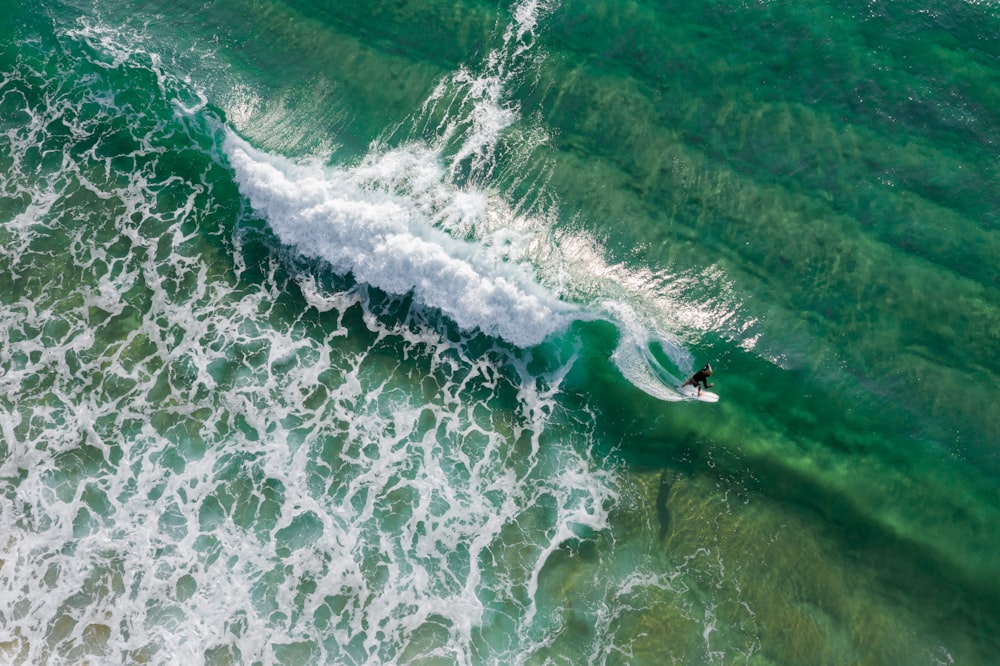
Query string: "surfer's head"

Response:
xmin=703 ymin=364 xmax=713 ymax=375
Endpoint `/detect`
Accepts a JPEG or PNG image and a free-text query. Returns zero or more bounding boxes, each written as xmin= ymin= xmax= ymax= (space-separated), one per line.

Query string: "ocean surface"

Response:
xmin=1 ymin=0 xmax=998 ymax=663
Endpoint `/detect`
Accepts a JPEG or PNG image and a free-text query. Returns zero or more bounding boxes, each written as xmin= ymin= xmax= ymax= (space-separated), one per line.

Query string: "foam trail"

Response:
xmin=604 ymin=300 xmax=689 ymax=402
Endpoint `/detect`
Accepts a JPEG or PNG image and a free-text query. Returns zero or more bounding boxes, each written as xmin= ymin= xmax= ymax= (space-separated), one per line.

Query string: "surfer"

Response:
xmin=681 ymin=364 xmax=715 ymax=396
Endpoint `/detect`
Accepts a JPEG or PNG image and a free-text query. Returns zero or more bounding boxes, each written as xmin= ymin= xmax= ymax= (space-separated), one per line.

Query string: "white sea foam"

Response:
xmin=221 ymin=0 xmax=577 ymax=350
xmin=0 ymin=7 xmax=623 ymax=664
xmin=225 ymin=133 xmax=577 ymax=348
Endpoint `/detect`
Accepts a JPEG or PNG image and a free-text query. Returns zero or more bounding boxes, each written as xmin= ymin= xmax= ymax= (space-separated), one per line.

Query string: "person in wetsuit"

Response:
xmin=681 ymin=364 xmax=714 ymax=396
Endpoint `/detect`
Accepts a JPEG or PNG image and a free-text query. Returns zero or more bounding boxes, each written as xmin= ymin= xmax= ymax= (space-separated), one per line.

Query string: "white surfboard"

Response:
xmin=678 ymin=385 xmax=719 ymax=403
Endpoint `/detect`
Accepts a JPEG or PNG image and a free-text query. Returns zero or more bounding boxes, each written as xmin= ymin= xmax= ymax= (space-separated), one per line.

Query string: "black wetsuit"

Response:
xmin=688 ymin=369 xmax=711 ymax=389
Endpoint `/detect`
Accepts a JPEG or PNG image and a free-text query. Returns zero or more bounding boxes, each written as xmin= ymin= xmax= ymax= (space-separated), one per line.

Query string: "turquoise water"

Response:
xmin=0 ymin=0 xmax=997 ymax=663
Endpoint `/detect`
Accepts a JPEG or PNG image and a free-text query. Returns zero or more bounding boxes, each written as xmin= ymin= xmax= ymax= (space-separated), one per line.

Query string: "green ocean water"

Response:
xmin=0 ymin=0 xmax=998 ymax=663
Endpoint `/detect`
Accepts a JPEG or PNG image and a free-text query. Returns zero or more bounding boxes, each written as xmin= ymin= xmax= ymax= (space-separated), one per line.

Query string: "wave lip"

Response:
xmin=225 ymin=133 xmax=576 ymax=347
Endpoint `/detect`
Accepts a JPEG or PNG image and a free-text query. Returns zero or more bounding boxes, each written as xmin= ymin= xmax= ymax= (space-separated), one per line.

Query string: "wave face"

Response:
xmin=1 ymin=0 xmax=999 ymax=664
